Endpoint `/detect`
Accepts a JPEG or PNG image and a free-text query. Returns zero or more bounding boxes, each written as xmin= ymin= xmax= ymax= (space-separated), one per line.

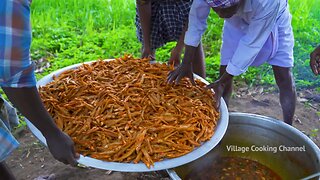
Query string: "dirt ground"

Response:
xmin=6 ymin=86 xmax=320 ymax=180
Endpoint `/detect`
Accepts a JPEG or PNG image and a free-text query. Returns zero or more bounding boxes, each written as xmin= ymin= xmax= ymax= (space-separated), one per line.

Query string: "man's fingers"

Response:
xmin=214 ymin=96 xmax=220 ymax=110
xmin=166 ymin=65 xmax=195 ymax=85
xmin=167 ymin=71 xmax=173 ymax=83
xmin=66 ymin=145 xmax=79 ymax=166
xmin=59 ymin=158 xmax=69 ymax=165
xmin=54 ymin=149 xmax=78 ymax=166
xmin=310 ymin=58 xmax=319 ymax=75
xmin=310 ymin=51 xmax=320 ymax=76
xmin=311 ymin=63 xmax=317 ymax=75
xmin=149 ymin=55 xmax=155 ymax=60
xmin=205 ymin=84 xmax=214 ymax=89
xmin=69 ymin=139 xmax=79 ymax=165
xmin=75 ymin=152 xmax=80 ymax=159
xmin=71 ymin=144 xmax=80 ymax=159
xmin=167 ymin=71 xmax=176 ymax=84
xmin=141 ymin=54 xmax=148 ymax=59
xmin=60 ymin=153 xmax=78 ymax=167
xmin=312 ymin=64 xmax=318 ymax=75
xmin=67 ymin=155 xmax=79 ymax=167
xmin=175 ymin=74 xmax=183 ymax=85
xmin=190 ymin=74 xmax=196 ymax=86
xmin=167 ymin=68 xmax=183 ymax=85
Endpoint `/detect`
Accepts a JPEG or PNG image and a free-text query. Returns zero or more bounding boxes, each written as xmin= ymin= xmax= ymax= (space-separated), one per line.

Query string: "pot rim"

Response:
xmin=166 ymin=112 xmax=320 ymax=180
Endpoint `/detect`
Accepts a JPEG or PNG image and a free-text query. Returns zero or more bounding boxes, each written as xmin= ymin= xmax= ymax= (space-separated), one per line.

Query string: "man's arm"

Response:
xmin=167 ymin=0 xmax=211 ymax=84
xmin=0 ymin=0 xmax=78 ymax=166
xmin=184 ymin=0 xmax=211 ymax=47
xmin=2 ymin=87 xmax=79 ymax=165
xmin=206 ymin=71 xmax=233 ymax=108
xmin=136 ymin=0 xmax=153 ymax=59
xmin=168 ymin=23 xmax=188 ymax=66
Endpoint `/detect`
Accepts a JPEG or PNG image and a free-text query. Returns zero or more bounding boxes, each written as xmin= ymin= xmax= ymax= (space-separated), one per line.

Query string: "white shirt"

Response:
xmin=185 ymin=0 xmax=288 ymax=76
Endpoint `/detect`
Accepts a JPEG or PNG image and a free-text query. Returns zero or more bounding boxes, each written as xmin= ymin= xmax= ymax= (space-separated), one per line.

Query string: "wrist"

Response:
xmin=182 ymin=45 xmax=197 ymax=65
xmin=172 ymin=49 xmax=182 ymax=58
xmin=42 ymin=124 xmax=62 ymax=139
xmin=218 ymin=72 xmax=233 ymax=85
xmin=181 ymin=58 xmax=192 ymax=66
xmin=173 ymin=43 xmax=184 ymax=53
xmin=142 ymin=39 xmax=151 ymax=49
xmin=143 ymin=45 xmax=151 ymax=52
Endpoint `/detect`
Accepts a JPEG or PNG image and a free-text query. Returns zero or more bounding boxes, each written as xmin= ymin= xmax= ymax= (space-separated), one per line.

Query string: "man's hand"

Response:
xmin=2 ymin=87 xmax=80 ymax=166
xmin=141 ymin=47 xmax=155 ymax=60
xmin=168 ymin=47 xmax=181 ymax=67
xmin=167 ymin=62 xmax=195 ymax=85
xmin=206 ymin=80 xmax=224 ymax=109
xmin=46 ymin=129 xmax=80 ymax=166
xmin=137 ymin=0 xmax=153 ymax=61
xmin=167 ymin=45 xmax=198 ymax=85
xmin=206 ymin=72 xmax=233 ymax=109
xmin=310 ymin=45 xmax=320 ymax=75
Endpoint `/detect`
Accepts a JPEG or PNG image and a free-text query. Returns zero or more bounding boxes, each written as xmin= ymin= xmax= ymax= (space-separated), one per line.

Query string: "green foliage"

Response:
xmin=309 ymin=128 xmax=319 ymax=139
xmin=290 ymin=0 xmax=320 ymax=88
xmin=31 ymin=0 xmax=135 ymax=30
xmin=156 ymin=42 xmax=177 ymax=63
xmin=29 ymin=0 xmax=320 ymax=88
xmin=15 ymin=116 xmax=27 ymax=129
xmin=205 ymin=55 xmax=221 ymax=83
xmin=30 ymin=0 xmax=140 ymax=78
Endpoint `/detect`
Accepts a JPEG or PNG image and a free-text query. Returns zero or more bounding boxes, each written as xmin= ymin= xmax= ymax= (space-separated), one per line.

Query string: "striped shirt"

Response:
xmin=0 ymin=0 xmax=35 ymax=162
xmin=0 ymin=96 xmax=19 ymax=162
xmin=0 ymin=0 xmax=36 ymax=88
xmin=206 ymin=0 xmax=240 ymax=8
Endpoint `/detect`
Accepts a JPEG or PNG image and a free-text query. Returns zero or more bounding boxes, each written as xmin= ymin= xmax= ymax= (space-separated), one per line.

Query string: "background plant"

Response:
xmin=30 ymin=0 xmax=320 ymax=87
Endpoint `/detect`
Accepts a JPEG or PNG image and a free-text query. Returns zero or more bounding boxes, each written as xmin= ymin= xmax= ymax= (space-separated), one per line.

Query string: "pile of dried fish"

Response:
xmin=39 ymin=55 xmax=219 ymax=168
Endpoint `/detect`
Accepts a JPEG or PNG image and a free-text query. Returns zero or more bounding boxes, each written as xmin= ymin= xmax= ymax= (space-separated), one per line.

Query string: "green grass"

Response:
xmin=30 ymin=0 xmax=140 ymax=79
xmin=30 ymin=0 xmax=320 ymax=88
xmin=309 ymin=128 xmax=319 ymax=140
xmin=290 ymin=0 xmax=320 ymax=88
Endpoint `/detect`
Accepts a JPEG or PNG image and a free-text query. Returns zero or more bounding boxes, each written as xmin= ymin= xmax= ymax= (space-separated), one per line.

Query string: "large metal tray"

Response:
xmin=25 ymin=60 xmax=229 ymax=172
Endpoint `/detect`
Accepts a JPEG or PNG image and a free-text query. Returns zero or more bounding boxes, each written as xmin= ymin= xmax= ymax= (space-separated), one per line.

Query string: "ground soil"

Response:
xmin=6 ymin=86 xmax=320 ymax=180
